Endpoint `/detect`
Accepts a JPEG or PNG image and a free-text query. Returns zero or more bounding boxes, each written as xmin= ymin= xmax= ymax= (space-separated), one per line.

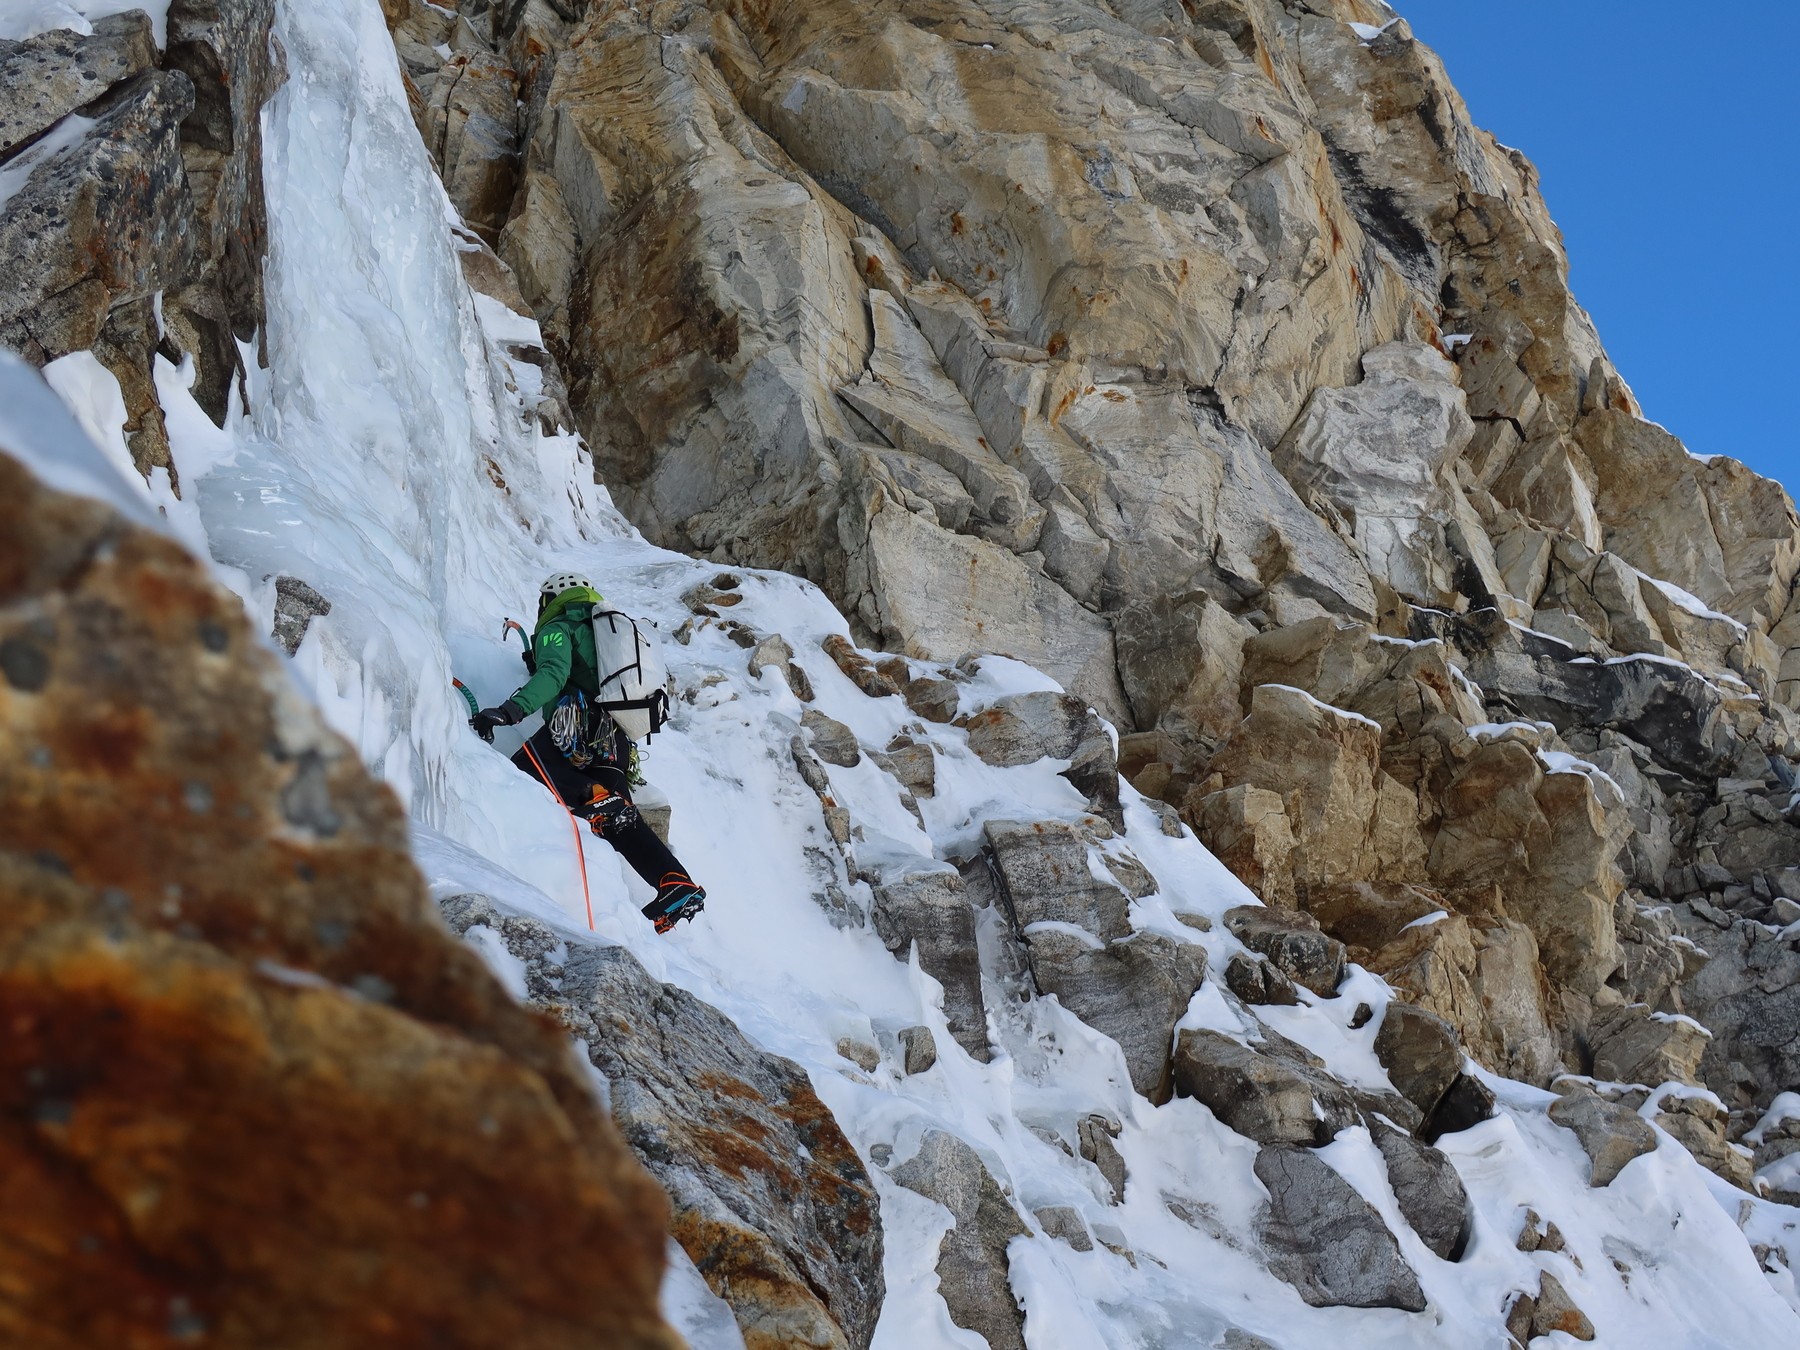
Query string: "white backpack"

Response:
xmin=591 ymin=609 xmax=672 ymax=741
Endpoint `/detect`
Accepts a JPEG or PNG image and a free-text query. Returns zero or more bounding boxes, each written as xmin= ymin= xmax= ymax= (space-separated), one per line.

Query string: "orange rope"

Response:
xmin=521 ymin=738 xmax=595 ymax=932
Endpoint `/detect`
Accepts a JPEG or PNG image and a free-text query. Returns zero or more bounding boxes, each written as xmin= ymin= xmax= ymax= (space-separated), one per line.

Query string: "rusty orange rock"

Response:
xmin=0 ymin=449 xmax=680 ymax=1349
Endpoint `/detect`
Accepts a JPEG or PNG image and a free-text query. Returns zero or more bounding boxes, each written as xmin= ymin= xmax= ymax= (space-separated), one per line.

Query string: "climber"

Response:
xmin=471 ymin=573 xmax=706 ymax=934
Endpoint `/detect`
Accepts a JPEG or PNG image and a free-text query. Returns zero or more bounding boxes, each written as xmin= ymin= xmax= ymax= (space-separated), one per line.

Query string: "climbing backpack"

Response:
xmin=590 ymin=609 xmax=671 ymax=741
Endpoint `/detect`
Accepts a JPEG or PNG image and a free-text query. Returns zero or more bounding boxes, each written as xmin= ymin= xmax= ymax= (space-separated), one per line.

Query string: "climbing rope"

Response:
xmin=454 ymin=676 xmax=595 ymax=932
xmin=520 ymin=736 xmax=596 ymax=932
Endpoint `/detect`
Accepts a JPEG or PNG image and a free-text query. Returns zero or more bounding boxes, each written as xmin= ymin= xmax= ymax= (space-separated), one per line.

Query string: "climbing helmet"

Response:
xmin=539 ymin=571 xmax=595 ymax=610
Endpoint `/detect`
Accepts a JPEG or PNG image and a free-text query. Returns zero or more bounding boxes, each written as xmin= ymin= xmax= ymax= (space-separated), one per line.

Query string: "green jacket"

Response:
xmin=506 ymin=586 xmax=604 ymax=718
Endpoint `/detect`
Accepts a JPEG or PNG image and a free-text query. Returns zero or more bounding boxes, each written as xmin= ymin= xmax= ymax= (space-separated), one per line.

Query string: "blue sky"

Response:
xmin=1394 ymin=2 xmax=1799 ymax=490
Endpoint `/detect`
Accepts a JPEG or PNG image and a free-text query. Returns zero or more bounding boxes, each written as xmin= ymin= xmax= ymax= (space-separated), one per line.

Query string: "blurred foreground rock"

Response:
xmin=0 ymin=442 xmax=677 ymax=1348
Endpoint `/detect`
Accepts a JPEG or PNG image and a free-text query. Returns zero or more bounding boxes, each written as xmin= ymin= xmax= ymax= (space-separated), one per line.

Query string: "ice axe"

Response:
xmin=503 ymin=617 xmax=535 ymax=672
xmin=452 ymin=676 xmax=479 ymax=719
xmin=452 ymin=676 xmax=499 ymax=743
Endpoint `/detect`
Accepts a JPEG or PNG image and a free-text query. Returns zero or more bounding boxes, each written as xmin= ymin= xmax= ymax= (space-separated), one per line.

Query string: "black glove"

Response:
xmin=471 ymin=701 xmax=524 ymax=742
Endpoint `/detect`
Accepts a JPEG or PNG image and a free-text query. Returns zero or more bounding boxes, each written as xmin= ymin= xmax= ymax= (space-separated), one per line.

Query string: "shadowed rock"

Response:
xmin=1370 ymin=1118 xmax=1471 ymax=1262
xmin=1374 ymin=1001 xmax=1464 ymax=1120
xmin=870 ymin=867 xmax=988 ymax=1062
xmin=1548 ymin=1083 xmax=1657 ymax=1187
xmin=1227 ymin=904 xmax=1346 ymax=997
xmin=1255 ymin=1145 xmax=1427 ymax=1312
xmin=1173 ymin=1028 xmax=1360 ymax=1147
xmin=891 ymin=1130 xmax=1028 ymax=1350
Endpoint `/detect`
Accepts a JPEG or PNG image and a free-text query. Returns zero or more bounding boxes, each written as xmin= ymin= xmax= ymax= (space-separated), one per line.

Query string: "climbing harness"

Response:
xmin=454 ymin=674 xmax=596 ymax=928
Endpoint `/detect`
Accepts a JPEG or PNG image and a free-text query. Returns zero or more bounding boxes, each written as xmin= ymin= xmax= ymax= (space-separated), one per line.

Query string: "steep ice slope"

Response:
xmin=36 ymin=0 xmax=1800 ymax=1344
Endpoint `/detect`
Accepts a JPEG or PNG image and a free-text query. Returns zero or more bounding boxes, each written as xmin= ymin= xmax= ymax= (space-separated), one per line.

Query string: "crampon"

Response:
xmin=642 ymin=875 xmax=705 ymax=934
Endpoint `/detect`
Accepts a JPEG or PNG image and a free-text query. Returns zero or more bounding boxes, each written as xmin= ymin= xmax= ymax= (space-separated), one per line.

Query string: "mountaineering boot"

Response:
xmin=642 ymin=874 xmax=705 ymax=935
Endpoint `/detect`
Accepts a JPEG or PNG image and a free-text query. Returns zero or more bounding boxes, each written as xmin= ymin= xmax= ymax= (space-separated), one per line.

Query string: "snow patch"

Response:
xmin=1257 ymin=683 xmax=1382 ymax=731
xmin=1644 ymin=574 xmax=1745 ymax=631
xmin=1649 ymin=1010 xmax=1713 ymax=1037
xmin=0 ymin=350 xmax=156 ymax=526
xmin=1399 ymin=909 xmax=1448 ymax=932
xmin=1347 ymin=19 xmax=1398 ymax=43
xmin=0 ymin=113 xmax=95 ymax=214
xmin=1538 ymin=749 xmax=1625 ymax=801
xmin=1749 ymin=1093 xmax=1800 ymax=1145
xmin=0 ymin=0 xmax=169 ymax=45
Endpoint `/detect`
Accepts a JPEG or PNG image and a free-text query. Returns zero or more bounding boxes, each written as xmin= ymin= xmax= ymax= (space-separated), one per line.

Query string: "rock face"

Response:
xmin=891 ymin=1131 xmax=1030 ymax=1350
xmin=1227 ymin=903 xmax=1346 ymax=997
xmin=14 ymin=0 xmax=1800 ymax=1134
xmin=1173 ymin=1028 xmax=1360 ymax=1148
xmin=1548 ymin=1084 xmax=1658 ymax=1188
xmin=1507 ymin=1272 xmax=1596 ymax=1344
xmin=437 ymin=898 xmax=885 ymax=1350
xmin=985 ymin=818 xmax=1206 ymax=1099
xmin=1254 ymin=1144 xmax=1428 ymax=1313
xmin=0 ymin=444 xmax=677 ymax=1348
xmin=8 ymin=2 xmax=1800 ymax=1344
xmin=216 ymin=0 xmax=1800 ymax=1131
xmin=1374 ymin=1002 xmax=1465 ymax=1122
xmin=0 ymin=0 xmax=284 ymax=473
xmin=1370 ymin=1118 xmax=1471 ymax=1263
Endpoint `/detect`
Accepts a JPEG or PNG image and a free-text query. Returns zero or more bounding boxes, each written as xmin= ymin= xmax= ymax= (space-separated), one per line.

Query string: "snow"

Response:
xmin=10 ymin=0 xmax=1797 ymax=1342
xmin=1538 ymin=749 xmax=1625 ymax=801
xmin=1400 ymin=909 xmax=1449 ymax=932
xmin=661 ymin=1239 xmax=748 ymax=1350
xmin=1467 ymin=720 xmax=1555 ymax=741
xmin=0 ymin=0 xmax=168 ymax=45
xmin=1650 ymin=1010 xmax=1713 ymax=1037
xmin=0 ymin=349 xmax=155 ymax=527
xmin=1762 ymin=1154 xmax=1800 ymax=1194
xmin=1023 ymin=920 xmax=1106 ymax=950
xmin=37 ymin=350 xmax=209 ymax=554
xmin=0 ymin=112 xmax=95 ymax=215
xmin=1505 ymin=619 xmax=1582 ymax=651
xmin=1644 ymin=574 xmax=1746 ymax=632
xmin=1259 ymin=683 xmax=1383 ymax=732
xmin=1606 ymin=650 xmax=1701 ymax=673
xmin=952 ymin=653 xmax=1064 ymax=718
xmin=1749 ymin=1094 xmax=1800 ymax=1145
xmin=1347 ymin=19 xmax=1398 ymax=44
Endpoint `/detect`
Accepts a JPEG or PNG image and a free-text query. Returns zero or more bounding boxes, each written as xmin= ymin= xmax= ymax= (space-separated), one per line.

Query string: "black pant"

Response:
xmin=511 ymin=725 xmax=690 ymax=892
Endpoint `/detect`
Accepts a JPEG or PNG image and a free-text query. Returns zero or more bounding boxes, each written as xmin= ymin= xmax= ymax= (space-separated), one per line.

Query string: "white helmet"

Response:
xmin=539 ymin=572 xmax=594 ymax=602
